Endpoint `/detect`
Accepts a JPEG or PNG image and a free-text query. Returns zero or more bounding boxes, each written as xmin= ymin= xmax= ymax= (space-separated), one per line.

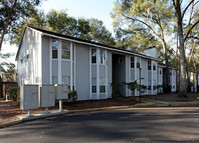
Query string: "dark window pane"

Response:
xmin=148 ymin=60 xmax=151 ymax=70
xmin=52 ymin=50 xmax=58 ymax=59
xmin=153 ymin=65 xmax=156 ymax=70
xmin=148 ymin=85 xmax=151 ymax=90
xmin=137 ymin=63 xmax=140 ymax=68
xmin=92 ymin=49 xmax=96 ymax=63
xmin=100 ymin=86 xmax=105 ymax=93
xmin=92 ymin=86 xmax=96 ymax=93
xmin=131 ymin=63 xmax=134 ymax=68
xmin=92 ymin=56 xmax=96 ymax=63
xmin=62 ymin=51 xmax=70 ymax=59
xmin=153 ymin=85 xmax=156 ymax=90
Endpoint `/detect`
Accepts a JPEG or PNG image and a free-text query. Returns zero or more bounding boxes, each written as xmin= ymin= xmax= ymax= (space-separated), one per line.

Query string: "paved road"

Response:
xmin=1 ymin=107 xmax=199 ymax=143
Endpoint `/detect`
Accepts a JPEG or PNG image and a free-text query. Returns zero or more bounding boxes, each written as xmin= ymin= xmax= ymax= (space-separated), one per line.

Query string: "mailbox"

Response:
xmin=56 ymin=84 xmax=68 ymax=100
xmin=20 ymin=85 xmax=39 ymax=110
xmin=39 ymin=85 xmax=55 ymax=107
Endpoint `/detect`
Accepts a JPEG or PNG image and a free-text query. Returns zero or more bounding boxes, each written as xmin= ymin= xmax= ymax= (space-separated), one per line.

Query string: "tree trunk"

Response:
xmin=177 ymin=19 xmax=187 ymax=97
xmin=173 ymin=0 xmax=187 ymax=97
xmin=162 ymin=39 xmax=170 ymax=92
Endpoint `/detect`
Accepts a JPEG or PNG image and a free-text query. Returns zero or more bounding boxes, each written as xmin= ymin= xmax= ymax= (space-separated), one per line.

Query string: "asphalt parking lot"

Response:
xmin=1 ymin=107 xmax=199 ymax=143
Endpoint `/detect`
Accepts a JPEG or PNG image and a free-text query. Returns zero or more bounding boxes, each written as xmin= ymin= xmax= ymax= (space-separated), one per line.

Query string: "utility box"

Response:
xmin=20 ymin=85 xmax=39 ymax=110
xmin=39 ymin=85 xmax=55 ymax=107
xmin=56 ymin=84 xmax=68 ymax=100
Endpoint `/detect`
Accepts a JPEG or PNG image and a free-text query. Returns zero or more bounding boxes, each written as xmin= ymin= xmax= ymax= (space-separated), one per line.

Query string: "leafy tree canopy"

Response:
xmin=10 ymin=10 xmax=116 ymax=47
xmin=0 ymin=0 xmax=44 ymax=51
xmin=0 ymin=53 xmax=16 ymax=82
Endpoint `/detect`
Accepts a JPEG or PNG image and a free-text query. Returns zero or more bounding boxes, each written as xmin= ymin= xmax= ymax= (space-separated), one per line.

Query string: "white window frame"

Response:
xmin=61 ymin=40 xmax=71 ymax=61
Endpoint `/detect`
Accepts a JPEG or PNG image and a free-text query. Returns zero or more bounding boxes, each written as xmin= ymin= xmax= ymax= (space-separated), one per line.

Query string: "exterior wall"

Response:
xmin=169 ymin=68 xmax=177 ymax=92
xmin=134 ymin=56 xmax=140 ymax=96
xmin=41 ymin=36 xmax=50 ymax=84
xmin=141 ymin=58 xmax=148 ymax=95
xmin=143 ymin=47 xmax=158 ymax=58
xmin=107 ymin=52 xmax=112 ymax=98
xmin=157 ymin=66 xmax=163 ymax=93
xmin=125 ymin=55 xmax=131 ymax=97
xmin=76 ymin=44 xmax=90 ymax=100
xmin=152 ymin=61 xmax=158 ymax=95
xmin=17 ymin=28 xmax=42 ymax=85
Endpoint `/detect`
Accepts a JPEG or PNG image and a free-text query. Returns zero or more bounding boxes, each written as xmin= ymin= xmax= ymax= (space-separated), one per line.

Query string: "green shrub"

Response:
xmin=67 ymin=90 xmax=77 ymax=102
xmin=110 ymin=82 xmax=125 ymax=98
xmin=6 ymin=87 xmax=20 ymax=103
xmin=126 ymin=81 xmax=138 ymax=92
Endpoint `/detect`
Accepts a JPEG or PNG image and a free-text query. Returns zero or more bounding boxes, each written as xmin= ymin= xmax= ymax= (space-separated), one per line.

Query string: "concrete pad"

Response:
xmin=17 ymin=109 xmax=69 ymax=121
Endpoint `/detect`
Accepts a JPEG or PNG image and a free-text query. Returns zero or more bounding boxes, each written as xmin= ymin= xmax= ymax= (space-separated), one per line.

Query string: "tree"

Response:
xmin=0 ymin=0 xmax=43 ymax=51
xmin=114 ymin=25 xmax=162 ymax=53
xmin=0 ymin=53 xmax=17 ymax=82
xmin=10 ymin=10 xmax=116 ymax=47
xmin=111 ymin=0 xmax=174 ymax=91
xmin=172 ymin=0 xmax=199 ymax=97
xmin=9 ymin=9 xmax=47 ymax=46
xmin=89 ymin=19 xmax=116 ymax=46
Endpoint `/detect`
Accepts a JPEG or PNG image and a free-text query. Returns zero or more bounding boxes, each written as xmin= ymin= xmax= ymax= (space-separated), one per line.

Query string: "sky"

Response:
xmin=2 ymin=0 xmax=116 ymax=63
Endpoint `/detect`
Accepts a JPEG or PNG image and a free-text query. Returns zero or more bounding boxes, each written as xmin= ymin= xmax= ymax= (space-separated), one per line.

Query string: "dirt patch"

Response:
xmin=0 ymin=97 xmax=138 ymax=125
xmin=143 ymin=93 xmax=199 ymax=102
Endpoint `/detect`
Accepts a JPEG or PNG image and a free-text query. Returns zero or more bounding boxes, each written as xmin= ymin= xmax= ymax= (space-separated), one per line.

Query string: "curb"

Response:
xmin=144 ymin=98 xmax=199 ymax=106
xmin=0 ymin=102 xmax=155 ymax=128
xmin=0 ymin=118 xmax=22 ymax=129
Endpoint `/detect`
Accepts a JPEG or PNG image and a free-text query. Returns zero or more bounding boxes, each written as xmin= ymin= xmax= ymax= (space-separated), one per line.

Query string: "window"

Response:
xmin=160 ymin=70 xmax=162 ymax=74
xmin=62 ymin=76 xmax=70 ymax=85
xmin=92 ymin=49 xmax=96 ymax=63
xmin=148 ymin=80 xmax=151 ymax=90
xmin=100 ymin=49 xmax=105 ymax=64
xmin=148 ymin=60 xmax=151 ymax=70
xmin=62 ymin=41 xmax=70 ymax=59
xmin=52 ymin=76 xmax=58 ymax=84
xmin=153 ymin=61 xmax=156 ymax=70
xmin=153 ymin=80 xmax=156 ymax=90
xmin=100 ymin=78 xmax=106 ymax=93
xmin=131 ymin=57 xmax=134 ymax=68
xmin=137 ymin=58 xmax=140 ymax=68
xmin=52 ymin=40 xmax=58 ymax=59
xmin=92 ymin=78 xmax=96 ymax=93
